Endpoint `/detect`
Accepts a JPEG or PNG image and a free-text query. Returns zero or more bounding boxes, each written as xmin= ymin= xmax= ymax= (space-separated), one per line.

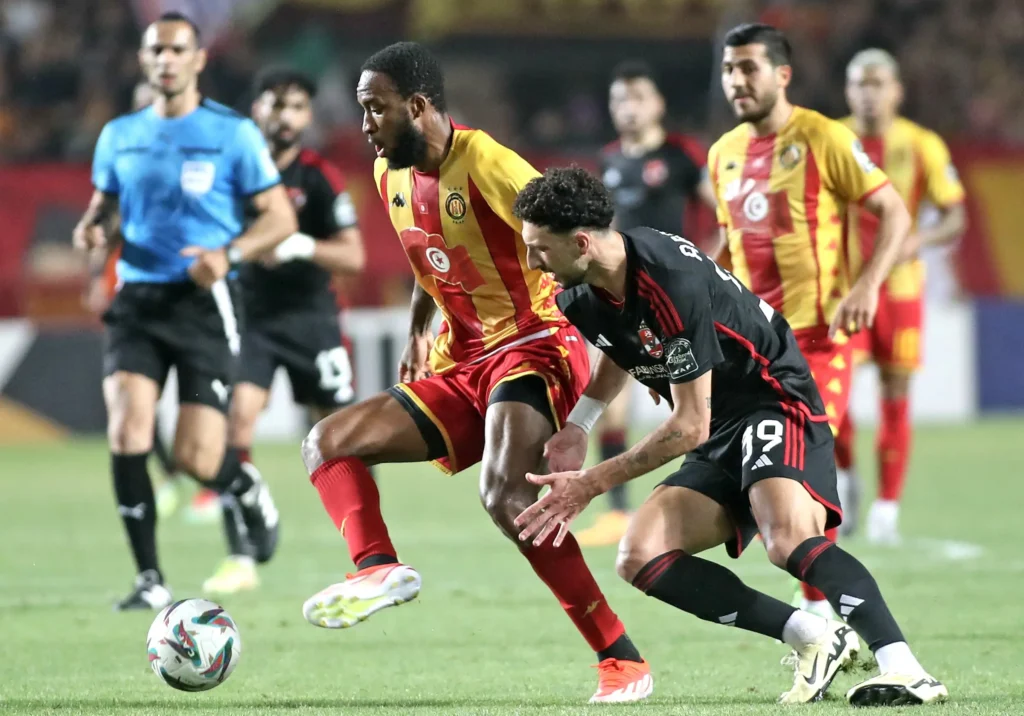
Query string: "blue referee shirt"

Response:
xmin=92 ymin=98 xmax=281 ymax=283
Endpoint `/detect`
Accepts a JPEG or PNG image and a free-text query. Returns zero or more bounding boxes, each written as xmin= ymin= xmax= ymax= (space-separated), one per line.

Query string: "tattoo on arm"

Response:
xmin=706 ymin=397 xmax=711 ymax=409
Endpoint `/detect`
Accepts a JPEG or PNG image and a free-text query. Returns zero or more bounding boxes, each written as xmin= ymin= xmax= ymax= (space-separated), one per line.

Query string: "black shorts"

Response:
xmin=659 ymin=402 xmax=842 ymax=558
xmin=238 ymin=308 xmax=354 ymax=409
xmin=103 ymin=280 xmax=240 ymax=412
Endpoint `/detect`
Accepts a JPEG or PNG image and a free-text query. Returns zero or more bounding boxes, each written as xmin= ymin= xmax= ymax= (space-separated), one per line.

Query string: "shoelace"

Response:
xmin=780 ymin=651 xmax=800 ymax=670
xmin=592 ymin=659 xmax=641 ymax=691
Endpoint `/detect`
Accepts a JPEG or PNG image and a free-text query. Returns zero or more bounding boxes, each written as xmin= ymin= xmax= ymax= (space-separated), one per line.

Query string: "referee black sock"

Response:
xmin=211 ymin=447 xmax=255 ymax=497
xmin=633 ymin=550 xmax=795 ymax=640
xmin=112 ymin=452 xmax=162 ymax=581
xmin=787 ymin=537 xmax=905 ymax=651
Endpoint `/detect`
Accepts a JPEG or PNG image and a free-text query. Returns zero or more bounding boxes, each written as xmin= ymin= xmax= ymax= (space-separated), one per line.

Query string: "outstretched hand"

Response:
xmin=513 ymin=470 xmax=600 ymax=548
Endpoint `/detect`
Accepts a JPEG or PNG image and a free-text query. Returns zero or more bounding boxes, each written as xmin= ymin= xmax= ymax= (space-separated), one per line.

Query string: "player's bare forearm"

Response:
xmin=312 ymin=228 xmax=366 ymax=274
xmin=583 ymin=353 xmax=631 ymax=405
xmin=584 ymin=415 xmax=703 ymax=492
xmin=857 ymin=183 xmax=912 ymax=289
xmin=79 ymin=190 xmax=118 ymax=229
xmin=408 ymin=281 xmax=437 ymax=337
xmin=583 ymin=372 xmax=711 ymax=492
xmin=232 ymin=184 xmax=298 ymax=260
xmin=916 ymin=203 xmax=966 ymax=250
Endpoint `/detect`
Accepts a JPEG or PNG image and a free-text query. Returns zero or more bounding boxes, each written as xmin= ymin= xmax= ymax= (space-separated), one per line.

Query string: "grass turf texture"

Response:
xmin=2 ymin=418 xmax=1023 ymax=715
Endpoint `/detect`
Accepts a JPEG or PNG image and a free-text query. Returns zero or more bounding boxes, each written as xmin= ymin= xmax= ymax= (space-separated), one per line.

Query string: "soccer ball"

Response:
xmin=146 ymin=598 xmax=242 ymax=691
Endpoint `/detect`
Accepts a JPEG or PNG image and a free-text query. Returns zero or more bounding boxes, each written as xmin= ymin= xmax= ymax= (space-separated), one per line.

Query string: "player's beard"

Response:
xmin=734 ymin=87 xmax=778 ymax=124
xmin=387 ymin=112 xmax=429 ymax=170
xmin=552 ymin=256 xmax=590 ymax=289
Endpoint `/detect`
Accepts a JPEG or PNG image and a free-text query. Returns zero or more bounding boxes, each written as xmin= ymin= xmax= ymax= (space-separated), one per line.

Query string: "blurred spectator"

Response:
xmin=4 ymin=0 xmax=1024 ymax=162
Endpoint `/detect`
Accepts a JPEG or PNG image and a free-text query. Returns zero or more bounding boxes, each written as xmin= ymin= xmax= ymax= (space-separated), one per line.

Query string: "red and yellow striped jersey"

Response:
xmin=708 ymin=106 xmax=890 ymax=333
xmin=840 ymin=116 xmax=965 ymax=299
xmin=374 ymin=123 xmax=565 ymax=374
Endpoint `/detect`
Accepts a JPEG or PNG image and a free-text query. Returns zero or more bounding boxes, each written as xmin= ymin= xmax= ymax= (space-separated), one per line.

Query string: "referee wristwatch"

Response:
xmin=226 ymin=243 xmax=243 ymax=268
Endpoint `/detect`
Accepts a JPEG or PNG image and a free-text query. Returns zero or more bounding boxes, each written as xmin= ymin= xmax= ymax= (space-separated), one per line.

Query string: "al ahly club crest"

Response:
xmin=638 ymin=321 xmax=663 ymax=358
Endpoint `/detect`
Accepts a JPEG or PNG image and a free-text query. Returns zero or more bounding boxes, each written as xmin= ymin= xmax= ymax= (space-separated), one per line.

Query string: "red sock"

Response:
xmin=310 ymin=457 xmax=395 ymax=566
xmin=834 ymin=412 xmax=855 ymax=471
xmin=801 ymin=527 xmax=838 ymax=602
xmin=237 ymin=447 xmax=251 ymax=465
xmin=877 ymin=396 xmax=911 ymax=501
xmin=523 ymin=534 xmax=626 ymax=652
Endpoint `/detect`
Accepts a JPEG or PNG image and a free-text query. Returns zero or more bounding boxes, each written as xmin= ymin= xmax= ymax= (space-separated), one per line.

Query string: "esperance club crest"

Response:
xmin=638 ymin=321 xmax=663 ymax=358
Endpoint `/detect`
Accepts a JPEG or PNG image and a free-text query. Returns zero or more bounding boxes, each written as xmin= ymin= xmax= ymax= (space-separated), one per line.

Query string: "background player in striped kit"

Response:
xmin=836 ymin=49 xmax=967 ymax=542
xmin=578 ymin=60 xmax=718 ymax=547
xmin=705 ymin=24 xmax=915 ymax=620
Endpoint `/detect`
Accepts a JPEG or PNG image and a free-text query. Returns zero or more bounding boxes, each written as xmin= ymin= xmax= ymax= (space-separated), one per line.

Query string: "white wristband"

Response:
xmin=566 ymin=395 xmax=607 ymax=434
xmin=274 ymin=232 xmax=317 ymax=262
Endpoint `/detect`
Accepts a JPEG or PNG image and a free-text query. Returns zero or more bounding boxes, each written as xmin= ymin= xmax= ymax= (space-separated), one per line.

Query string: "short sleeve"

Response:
xmin=706 ymin=144 xmax=730 ymax=227
xmin=231 ymin=119 xmax=280 ymax=197
xmin=660 ymin=275 xmax=725 ymax=384
xmin=919 ymin=130 xmax=965 ymax=208
xmin=313 ymin=161 xmax=359 ymax=232
xmin=92 ymin=122 xmax=119 ymax=194
xmin=820 ymin=120 xmax=890 ymax=204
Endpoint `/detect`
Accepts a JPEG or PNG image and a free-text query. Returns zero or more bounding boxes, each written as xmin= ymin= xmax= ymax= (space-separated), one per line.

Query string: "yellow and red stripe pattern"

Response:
xmin=841 ymin=116 xmax=965 ymax=300
xmin=708 ymin=106 xmax=890 ymax=331
xmin=374 ymin=122 xmax=566 ymax=373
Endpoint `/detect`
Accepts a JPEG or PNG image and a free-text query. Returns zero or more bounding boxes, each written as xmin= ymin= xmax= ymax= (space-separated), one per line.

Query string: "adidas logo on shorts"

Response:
xmin=752 ymin=454 xmax=773 ymax=470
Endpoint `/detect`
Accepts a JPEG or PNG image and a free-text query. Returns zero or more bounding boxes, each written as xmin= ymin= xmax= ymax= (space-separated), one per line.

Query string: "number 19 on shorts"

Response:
xmin=742 ymin=419 xmax=784 ymax=469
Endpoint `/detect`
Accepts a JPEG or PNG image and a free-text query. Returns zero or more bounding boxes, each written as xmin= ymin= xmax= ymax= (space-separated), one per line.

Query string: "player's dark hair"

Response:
xmin=610 ymin=59 xmax=660 ymax=91
xmin=513 ymin=167 xmax=615 ymax=234
xmin=361 ymin=42 xmax=447 ymax=112
xmin=723 ymin=23 xmax=792 ymax=67
xmin=253 ymin=67 xmax=318 ymax=99
xmin=156 ymin=11 xmax=202 ymax=46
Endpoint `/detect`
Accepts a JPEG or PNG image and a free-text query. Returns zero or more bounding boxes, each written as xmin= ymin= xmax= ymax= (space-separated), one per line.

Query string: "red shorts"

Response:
xmin=390 ymin=325 xmax=590 ymax=475
xmin=850 ymin=287 xmax=923 ymax=372
xmin=796 ymin=328 xmax=855 ymax=436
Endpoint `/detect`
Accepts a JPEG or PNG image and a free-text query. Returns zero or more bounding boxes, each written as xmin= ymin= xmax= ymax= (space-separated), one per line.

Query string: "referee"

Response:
xmin=73 ymin=12 xmax=297 ymax=610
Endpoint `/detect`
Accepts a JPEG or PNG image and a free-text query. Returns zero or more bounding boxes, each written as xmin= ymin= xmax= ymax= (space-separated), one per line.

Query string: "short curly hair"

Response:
xmin=513 ymin=167 xmax=615 ymax=234
xmin=361 ymin=42 xmax=446 ymax=112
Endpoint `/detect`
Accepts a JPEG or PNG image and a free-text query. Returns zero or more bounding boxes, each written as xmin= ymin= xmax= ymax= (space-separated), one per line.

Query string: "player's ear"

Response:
xmin=573 ymin=230 xmax=590 ymax=255
xmin=409 ymin=93 xmax=428 ymax=120
xmin=194 ymin=47 xmax=208 ymax=74
xmin=775 ymin=64 xmax=792 ymax=90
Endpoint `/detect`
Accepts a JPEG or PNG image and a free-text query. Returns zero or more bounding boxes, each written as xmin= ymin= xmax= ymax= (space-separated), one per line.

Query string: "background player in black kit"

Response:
xmin=511 ymin=168 xmax=947 ymax=707
xmin=580 ymin=61 xmax=719 ymax=545
xmin=203 ymin=68 xmax=366 ymax=595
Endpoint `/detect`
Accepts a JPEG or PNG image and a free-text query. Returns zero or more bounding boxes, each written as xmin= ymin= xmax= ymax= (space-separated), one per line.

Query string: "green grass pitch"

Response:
xmin=2 ymin=418 xmax=1024 ymax=715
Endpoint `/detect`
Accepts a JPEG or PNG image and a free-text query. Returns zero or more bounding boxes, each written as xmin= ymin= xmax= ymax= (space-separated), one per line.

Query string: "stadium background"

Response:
xmin=2 ymin=2 xmax=1024 ymax=713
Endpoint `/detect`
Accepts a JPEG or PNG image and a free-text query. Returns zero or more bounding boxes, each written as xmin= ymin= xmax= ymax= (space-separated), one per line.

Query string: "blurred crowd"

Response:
xmin=2 ymin=0 xmax=1023 ymax=163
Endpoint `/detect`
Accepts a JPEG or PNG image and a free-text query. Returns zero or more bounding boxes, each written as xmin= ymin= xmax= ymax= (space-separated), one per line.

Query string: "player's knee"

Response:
xmin=302 ymin=409 xmax=382 ymax=474
xmin=479 ymin=472 xmax=531 ymax=541
xmin=479 ymin=482 xmax=516 ymax=537
xmin=761 ymin=526 xmax=818 ymax=570
xmin=174 ymin=441 xmax=221 ymax=481
xmin=301 ymin=421 xmax=328 ymax=474
xmin=105 ymin=404 xmax=153 ymax=454
xmin=615 ymin=530 xmax=661 ymax=584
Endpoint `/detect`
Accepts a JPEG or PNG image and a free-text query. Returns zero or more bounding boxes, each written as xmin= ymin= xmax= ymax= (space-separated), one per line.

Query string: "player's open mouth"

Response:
xmin=372 ymin=142 xmax=386 ymax=158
